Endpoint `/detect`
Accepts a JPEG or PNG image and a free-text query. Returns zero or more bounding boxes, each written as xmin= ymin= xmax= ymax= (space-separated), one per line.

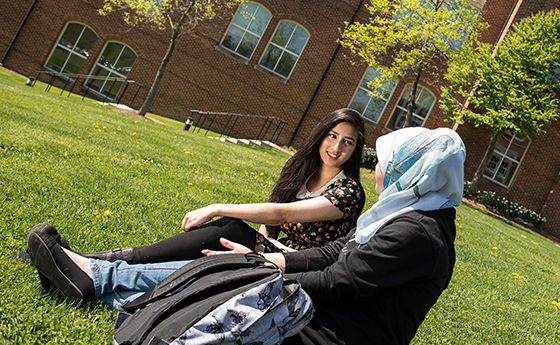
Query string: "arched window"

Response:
xmin=257 ymin=21 xmax=310 ymax=80
xmin=220 ymin=2 xmax=272 ymax=61
xmin=45 ymin=22 xmax=98 ymax=76
xmin=483 ymin=130 xmax=530 ymax=188
xmin=349 ymin=66 xmax=398 ymax=124
xmin=85 ymin=42 xmax=137 ymax=100
xmin=386 ymin=84 xmax=435 ymax=130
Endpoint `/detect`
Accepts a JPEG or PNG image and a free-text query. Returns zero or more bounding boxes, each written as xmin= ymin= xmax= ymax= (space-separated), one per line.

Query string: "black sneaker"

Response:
xmin=26 ymin=229 xmax=95 ymax=302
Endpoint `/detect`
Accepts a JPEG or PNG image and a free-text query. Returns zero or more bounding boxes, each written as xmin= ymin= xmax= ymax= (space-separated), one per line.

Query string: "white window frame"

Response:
xmin=44 ymin=22 xmax=98 ymax=77
xmin=257 ymin=20 xmax=310 ymax=81
xmin=219 ymin=2 xmax=272 ymax=61
xmin=385 ymin=84 xmax=435 ymax=131
xmin=482 ymin=130 xmax=531 ymax=188
xmin=85 ymin=41 xmax=137 ymax=101
xmin=348 ymin=66 xmax=398 ymax=125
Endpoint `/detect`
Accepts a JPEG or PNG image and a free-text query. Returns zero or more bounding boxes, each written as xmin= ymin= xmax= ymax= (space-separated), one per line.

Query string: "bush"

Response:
xmin=463 ymin=181 xmax=546 ymax=228
xmin=361 ymin=148 xmax=378 ymax=171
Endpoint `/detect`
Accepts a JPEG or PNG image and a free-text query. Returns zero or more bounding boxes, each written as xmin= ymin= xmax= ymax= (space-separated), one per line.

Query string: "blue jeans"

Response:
xmin=90 ymin=259 xmax=191 ymax=309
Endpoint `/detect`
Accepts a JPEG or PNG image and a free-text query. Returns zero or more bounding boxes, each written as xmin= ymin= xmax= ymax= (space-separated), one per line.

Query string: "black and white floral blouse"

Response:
xmin=256 ymin=175 xmax=364 ymax=252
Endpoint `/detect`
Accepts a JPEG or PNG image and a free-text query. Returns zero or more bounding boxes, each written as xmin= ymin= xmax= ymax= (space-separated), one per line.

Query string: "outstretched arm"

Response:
xmin=181 ymin=196 xmax=343 ymax=231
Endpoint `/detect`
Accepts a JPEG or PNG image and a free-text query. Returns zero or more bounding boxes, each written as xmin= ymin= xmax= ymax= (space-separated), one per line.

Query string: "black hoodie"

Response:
xmin=282 ymin=208 xmax=457 ymax=345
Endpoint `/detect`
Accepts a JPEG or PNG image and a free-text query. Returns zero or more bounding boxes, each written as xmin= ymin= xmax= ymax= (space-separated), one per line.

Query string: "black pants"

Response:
xmin=129 ymin=217 xmax=258 ymax=264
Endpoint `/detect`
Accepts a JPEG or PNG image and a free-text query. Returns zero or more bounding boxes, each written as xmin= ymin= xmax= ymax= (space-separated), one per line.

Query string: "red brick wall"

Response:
xmin=3 ymin=0 xmax=560 ymax=237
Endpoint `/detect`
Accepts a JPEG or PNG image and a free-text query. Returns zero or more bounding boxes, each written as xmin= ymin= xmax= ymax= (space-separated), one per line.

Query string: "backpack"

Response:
xmin=112 ymin=253 xmax=314 ymax=345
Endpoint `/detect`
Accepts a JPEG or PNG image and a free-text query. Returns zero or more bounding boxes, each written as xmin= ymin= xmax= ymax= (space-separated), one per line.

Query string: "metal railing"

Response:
xmin=185 ymin=109 xmax=288 ymax=145
xmin=27 ymin=68 xmax=143 ymax=107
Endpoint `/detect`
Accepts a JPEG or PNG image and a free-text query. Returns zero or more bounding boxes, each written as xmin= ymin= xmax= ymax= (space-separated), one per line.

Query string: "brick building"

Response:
xmin=2 ymin=0 xmax=560 ymax=238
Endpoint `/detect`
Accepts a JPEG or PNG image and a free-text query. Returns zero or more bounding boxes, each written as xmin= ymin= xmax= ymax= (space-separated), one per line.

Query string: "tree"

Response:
xmin=99 ymin=0 xmax=244 ymax=116
xmin=441 ymin=10 xmax=560 ymax=193
xmin=340 ymin=0 xmax=486 ymax=128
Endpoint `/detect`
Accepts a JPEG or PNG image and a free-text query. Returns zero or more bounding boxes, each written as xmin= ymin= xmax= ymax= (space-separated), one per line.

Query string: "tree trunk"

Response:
xmin=404 ymin=66 xmax=423 ymax=128
xmin=470 ymin=131 xmax=500 ymax=194
xmin=138 ymin=12 xmax=188 ymax=116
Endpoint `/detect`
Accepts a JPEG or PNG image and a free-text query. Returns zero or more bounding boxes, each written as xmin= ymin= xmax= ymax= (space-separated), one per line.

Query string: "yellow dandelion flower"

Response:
xmin=94 ymin=211 xmax=102 ymax=218
xmin=188 ymin=183 xmax=193 ymax=186
xmin=189 ymin=162 xmax=194 ymax=166
xmin=260 ymin=172 xmax=264 ymax=176
xmin=205 ymin=176 xmax=211 ymax=179
xmin=521 ymin=235 xmax=527 ymax=238
xmin=104 ymin=210 xmax=113 ymax=217
xmin=532 ymin=241 xmax=539 ymax=245
xmin=132 ymin=132 xmax=137 ymax=135
xmin=492 ymin=247 xmax=497 ymax=250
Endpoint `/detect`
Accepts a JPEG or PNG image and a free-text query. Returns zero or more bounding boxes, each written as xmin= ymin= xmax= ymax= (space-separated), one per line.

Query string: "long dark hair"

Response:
xmin=266 ymin=108 xmax=366 ymax=238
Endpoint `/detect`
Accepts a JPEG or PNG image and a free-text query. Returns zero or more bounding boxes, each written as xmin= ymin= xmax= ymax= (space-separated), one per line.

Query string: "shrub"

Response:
xmin=463 ymin=181 xmax=546 ymax=228
xmin=361 ymin=148 xmax=378 ymax=171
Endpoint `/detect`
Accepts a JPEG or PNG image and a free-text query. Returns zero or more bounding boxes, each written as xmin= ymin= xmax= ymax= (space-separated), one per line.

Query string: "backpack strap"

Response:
xmin=120 ymin=253 xmax=270 ymax=312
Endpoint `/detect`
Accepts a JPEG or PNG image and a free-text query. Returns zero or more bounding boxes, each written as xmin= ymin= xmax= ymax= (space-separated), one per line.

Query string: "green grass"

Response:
xmin=1 ymin=69 xmax=559 ymax=344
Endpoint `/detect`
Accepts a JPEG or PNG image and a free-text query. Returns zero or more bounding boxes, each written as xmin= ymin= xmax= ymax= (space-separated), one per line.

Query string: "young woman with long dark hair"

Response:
xmin=28 ymin=108 xmax=367 ymax=274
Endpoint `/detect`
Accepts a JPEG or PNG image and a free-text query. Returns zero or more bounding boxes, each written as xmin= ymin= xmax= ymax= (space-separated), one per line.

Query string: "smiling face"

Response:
xmin=318 ymin=121 xmax=359 ymax=173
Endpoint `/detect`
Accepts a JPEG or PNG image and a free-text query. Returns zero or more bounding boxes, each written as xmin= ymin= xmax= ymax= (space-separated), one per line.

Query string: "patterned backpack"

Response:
xmin=112 ymin=253 xmax=313 ymax=345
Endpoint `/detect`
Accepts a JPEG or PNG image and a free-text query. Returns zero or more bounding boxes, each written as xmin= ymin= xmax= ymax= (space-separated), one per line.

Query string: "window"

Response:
xmin=349 ymin=66 xmax=398 ymax=124
xmin=386 ymin=84 xmax=435 ymax=131
xmin=483 ymin=129 xmax=530 ymax=188
xmin=85 ymin=42 xmax=137 ymax=100
xmin=257 ymin=21 xmax=310 ymax=80
xmin=45 ymin=22 xmax=98 ymax=75
xmin=220 ymin=2 xmax=272 ymax=61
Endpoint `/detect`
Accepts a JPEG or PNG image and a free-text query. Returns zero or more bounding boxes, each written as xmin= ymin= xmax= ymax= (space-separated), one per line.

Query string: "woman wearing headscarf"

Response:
xmin=27 ymin=127 xmax=465 ymax=344
xmin=213 ymin=126 xmax=465 ymax=344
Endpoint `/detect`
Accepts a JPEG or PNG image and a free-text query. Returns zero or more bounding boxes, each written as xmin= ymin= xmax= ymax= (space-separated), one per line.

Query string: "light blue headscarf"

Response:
xmin=355 ymin=127 xmax=466 ymax=245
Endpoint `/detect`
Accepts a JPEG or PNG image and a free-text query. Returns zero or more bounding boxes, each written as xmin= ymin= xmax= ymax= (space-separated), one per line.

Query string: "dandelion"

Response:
xmin=521 ymin=235 xmax=527 ymax=238
xmin=132 ymin=132 xmax=137 ymax=135
xmin=189 ymin=162 xmax=194 ymax=166
xmin=188 ymin=183 xmax=193 ymax=186
xmin=553 ymin=301 xmax=560 ymax=307
xmin=260 ymin=172 xmax=264 ymax=176
xmin=205 ymin=176 xmax=211 ymax=179
xmin=512 ymin=272 xmax=528 ymax=283
xmin=492 ymin=247 xmax=497 ymax=250
xmin=94 ymin=211 xmax=102 ymax=218
xmin=104 ymin=210 xmax=113 ymax=217
xmin=117 ymin=126 xmax=121 ymax=131
xmin=532 ymin=241 xmax=539 ymax=245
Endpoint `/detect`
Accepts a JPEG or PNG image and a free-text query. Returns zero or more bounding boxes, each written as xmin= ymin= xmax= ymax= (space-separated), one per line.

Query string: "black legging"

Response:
xmin=130 ymin=217 xmax=258 ymax=264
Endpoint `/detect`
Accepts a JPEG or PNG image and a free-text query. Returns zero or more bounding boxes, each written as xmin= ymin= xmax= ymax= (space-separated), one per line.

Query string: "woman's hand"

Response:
xmin=181 ymin=205 xmax=218 ymax=231
xmin=202 ymin=238 xmax=252 ymax=256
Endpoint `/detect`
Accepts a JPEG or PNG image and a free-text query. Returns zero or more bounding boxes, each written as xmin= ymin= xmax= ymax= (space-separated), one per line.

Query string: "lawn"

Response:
xmin=1 ymin=69 xmax=559 ymax=344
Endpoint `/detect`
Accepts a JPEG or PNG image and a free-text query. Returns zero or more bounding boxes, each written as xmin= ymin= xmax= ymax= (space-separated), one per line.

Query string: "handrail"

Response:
xmin=185 ymin=109 xmax=288 ymax=145
xmin=27 ymin=68 xmax=144 ymax=107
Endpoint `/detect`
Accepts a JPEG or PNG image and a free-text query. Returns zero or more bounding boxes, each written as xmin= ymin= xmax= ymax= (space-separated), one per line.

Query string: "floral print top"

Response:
xmin=255 ymin=178 xmax=364 ymax=252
